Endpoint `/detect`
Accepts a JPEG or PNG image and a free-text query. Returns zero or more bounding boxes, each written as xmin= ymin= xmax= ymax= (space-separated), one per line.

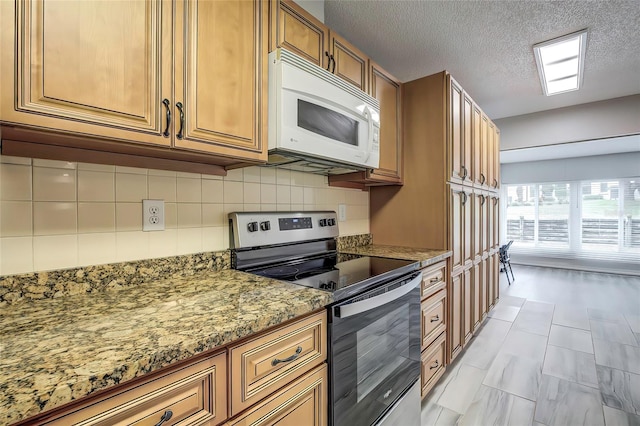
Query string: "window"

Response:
xmin=505 ymin=184 xmax=570 ymax=247
xmin=503 ymin=178 xmax=640 ymax=258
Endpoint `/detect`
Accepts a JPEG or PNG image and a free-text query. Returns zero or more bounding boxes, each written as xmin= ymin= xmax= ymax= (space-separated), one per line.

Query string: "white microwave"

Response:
xmin=268 ymin=48 xmax=380 ymax=174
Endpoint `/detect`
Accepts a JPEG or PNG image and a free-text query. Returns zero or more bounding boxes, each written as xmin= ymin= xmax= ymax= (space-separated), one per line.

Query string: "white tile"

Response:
xmin=0 ymin=155 xmax=31 ymax=165
xmin=177 ymin=204 xmax=202 ymax=228
xmin=276 ymin=168 xmax=291 ymax=185
xmin=202 ymin=204 xmax=225 ymax=227
xmin=77 ymin=163 xmax=115 ymax=172
xmin=591 ymin=319 xmax=637 ymax=346
xmin=78 ymin=170 xmax=115 ymax=202
xmin=176 ymin=228 xmax=202 ymax=254
xmin=534 ymin=375 xmax=604 ymax=426
xmin=458 ymin=385 xmax=535 ymax=426
xmin=487 ymin=304 xmax=521 ymax=322
xmin=499 ymin=329 xmax=548 ymax=362
xmin=276 ymin=185 xmax=291 ymax=204
xmin=77 ymin=233 xmax=117 ymax=266
xmin=147 ymin=229 xmax=177 ymax=258
xmin=0 ymin=164 xmax=32 ymax=201
xmin=223 ymin=181 xmax=244 ymax=204
xmin=33 ymin=235 xmax=78 ymax=271
xmin=115 ymin=203 xmax=142 ymax=231
xmin=202 ymin=179 xmax=224 ymax=203
xmin=242 ymin=167 xmax=261 ymax=183
xmin=548 ymin=324 xmax=594 ymax=354
xmin=115 ymin=231 xmax=149 ymax=262
xmin=116 ymin=166 xmax=147 ymax=175
xmin=33 ymin=167 xmax=76 ymax=201
xmin=78 ymin=203 xmax=116 ymax=233
xmin=261 ymin=184 xmax=277 ymax=204
xmin=0 ymin=237 xmax=33 ymax=275
xmin=553 ymin=305 xmax=591 ymax=330
xmin=436 ymin=363 xmax=487 ymax=414
xmin=202 ymin=227 xmax=225 ymax=251
xmin=483 ymin=352 xmax=542 ymax=400
xmin=33 ymin=202 xmax=77 ymax=235
xmin=176 ymin=177 xmax=201 ymax=203
xmin=260 ymin=168 xmax=276 ymax=184
xmin=32 ymin=159 xmax=76 ymax=169
xmin=603 ymin=405 xmax=640 ymax=426
xmin=224 ymin=168 xmax=243 ymax=181
xmin=290 ymin=186 xmax=304 ymax=204
xmin=148 ymin=175 xmax=176 ymax=202
xmin=115 ymin=173 xmax=147 ymax=202
xmin=1 ymin=201 xmax=32 ymax=237
xmin=243 ymin=182 xmax=261 ymax=204
xmin=597 ymin=365 xmax=640 ymax=415
xmin=542 ymin=345 xmax=599 ymax=388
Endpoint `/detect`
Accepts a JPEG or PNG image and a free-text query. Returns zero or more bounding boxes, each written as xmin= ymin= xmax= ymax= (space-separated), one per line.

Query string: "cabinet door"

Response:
xmin=493 ymin=252 xmax=500 ymax=305
xmin=488 ymin=193 xmax=495 ymax=251
xmin=472 ymin=262 xmax=483 ymax=331
xmin=487 ymin=254 xmax=495 ymax=310
xmin=482 ymin=192 xmax=490 ymax=254
xmin=1 ymin=0 xmax=171 ymax=146
xmin=273 ymin=0 xmax=329 ymax=68
xmin=480 ymin=113 xmax=489 ymax=188
xmin=368 ymin=62 xmax=403 ymax=183
xmin=448 ymin=77 xmax=464 ymax=183
xmin=463 ymin=187 xmax=473 ymax=268
xmin=462 ymin=93 xmax=473 ymax=183
xmin=480 ymin=258 xmax=488 ymax=317
xmin=463 ymin=268 xmax=473 ymax=345
xmin=492 ymin=196 xmax=500 ymax=251
xmin=472 ymin=105 xmax=483 ymax=186
xmin=329 ymin=32 xmax=368 ymax=91
xmin=450 ymin=186 xmax=465 ymax=274
xmin=174 ymin=0 xmax=268 ymax=161
xmin=421 ymin=288 xmax=446 ymax=350
xmin=228 ymin=365 xmax=327 ymax=426
xmin=496 ymin=126 xmax=500 ymax=189
xmin=448 ymin=271 xmax=463 ymax=362
xmin=487 ymin=121 xmax=495 ymax=191
xmin=472 ymin=191 xmax=483 ymax=261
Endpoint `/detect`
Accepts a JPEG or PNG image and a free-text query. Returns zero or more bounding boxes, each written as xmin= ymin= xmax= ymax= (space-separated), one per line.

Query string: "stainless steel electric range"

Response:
xmin=229 ymin=211 xmax=421 ymax=426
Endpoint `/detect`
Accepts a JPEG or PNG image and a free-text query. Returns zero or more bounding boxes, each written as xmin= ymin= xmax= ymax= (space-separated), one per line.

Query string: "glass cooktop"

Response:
xmin=247 ymin=254 xmax=420 ymax=301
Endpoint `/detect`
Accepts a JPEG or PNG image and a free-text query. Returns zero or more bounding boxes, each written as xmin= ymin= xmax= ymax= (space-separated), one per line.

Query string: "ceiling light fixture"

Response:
xmin=533 ymin=29 xmax=588 ymax=96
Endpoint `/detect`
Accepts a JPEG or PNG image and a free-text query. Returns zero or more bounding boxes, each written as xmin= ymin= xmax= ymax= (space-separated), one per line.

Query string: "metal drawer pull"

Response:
xmin=272 ymin=346 xmax=302 ymax=366
xmin=480 ymin=173 xmax=486 ymax=184
xmin=155 ymin=410 xmax=173 ymax=426
xmin=461 ymin=165 xmax=468 ymax=180
xmin=176 ymin=102 xmax=185 ymax=139
xmin=430 ymin=360 xmax=440 ymax=370
xmin=429 ymin=276 xmax=440 ymax=284
xmin=430 ymin=315 xmax=440 ymax=323
xmin=162 ymin=99 xmax=171 ymax=137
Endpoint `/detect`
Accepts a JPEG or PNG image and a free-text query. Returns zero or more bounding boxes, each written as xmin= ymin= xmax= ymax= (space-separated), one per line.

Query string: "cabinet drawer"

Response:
xmin=421 ymin=288 xmax=446 ymax=350
xmin=421 ymin=262 xmax=446 ymax=299
xmin=230 ymin=311 xmax=327 ymax=416
xmin=421 ymin=333 xmax=446 ymax=399
xmin=227 ymin=364 xmax=327 ymax=426
xmin=49 ymin=352 xmax=227 ymax=426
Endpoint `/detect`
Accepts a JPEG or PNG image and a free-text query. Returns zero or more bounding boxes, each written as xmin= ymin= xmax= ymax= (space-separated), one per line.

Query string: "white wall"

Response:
xmin=495 ymin=95 xmax=640 ymax=150
xmin=293 ymin=0 xmax=324 ymax=22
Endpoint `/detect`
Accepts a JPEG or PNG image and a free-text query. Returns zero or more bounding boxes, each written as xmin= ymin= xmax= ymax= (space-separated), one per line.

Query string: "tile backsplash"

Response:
xmin=0 ymin=155 xmax=369 ymax=276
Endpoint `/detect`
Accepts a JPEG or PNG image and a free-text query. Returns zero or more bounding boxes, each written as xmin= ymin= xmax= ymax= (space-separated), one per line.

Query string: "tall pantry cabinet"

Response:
xmin=370 ymin=71 xmax=501 ymax=367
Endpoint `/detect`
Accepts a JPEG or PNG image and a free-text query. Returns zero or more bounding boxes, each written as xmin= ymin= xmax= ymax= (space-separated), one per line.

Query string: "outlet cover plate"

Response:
xmin=143 ymin=199 xmax=165 ymax=231
xmin=338 ymin=204 xmax=346 ymax=221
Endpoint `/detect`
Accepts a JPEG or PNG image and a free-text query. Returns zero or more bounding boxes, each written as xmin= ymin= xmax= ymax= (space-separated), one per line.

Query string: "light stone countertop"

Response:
xmin=339 ymin=244 xmax=452 ymax=268
xmin=0 ymin=269 xmax=333 ymax=425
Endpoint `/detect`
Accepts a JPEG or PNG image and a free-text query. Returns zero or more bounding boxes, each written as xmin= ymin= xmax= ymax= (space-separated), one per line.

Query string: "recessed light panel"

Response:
xmin=534 ymin=30 xmax=588 ymax=96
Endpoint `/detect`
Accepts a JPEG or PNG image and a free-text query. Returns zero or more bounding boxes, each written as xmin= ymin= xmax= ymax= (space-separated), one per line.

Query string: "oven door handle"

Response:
xmin=334 ymin=272 xmax=421 ymax=319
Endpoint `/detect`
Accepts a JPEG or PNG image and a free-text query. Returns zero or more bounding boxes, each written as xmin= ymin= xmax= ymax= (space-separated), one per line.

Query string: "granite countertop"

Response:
xmin=340 ymin=244 xmax=452 ymax=268
xmin=0 ymin=269 xmax=333 ymax=425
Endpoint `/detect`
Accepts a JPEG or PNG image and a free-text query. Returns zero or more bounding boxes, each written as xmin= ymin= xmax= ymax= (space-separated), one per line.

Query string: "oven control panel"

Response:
xmin=229 ymin=211 xmax=338 ymax=248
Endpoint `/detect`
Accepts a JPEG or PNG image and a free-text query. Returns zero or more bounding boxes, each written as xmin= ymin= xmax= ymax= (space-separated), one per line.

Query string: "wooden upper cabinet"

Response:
xmin=487 ymin=121 xmax=495 ymax=191
xmin=480 ymin=112 xmax=489 ymax=188
xmin=472 ymin=105 xmax=483 ymax=187
xmin=173 ymin=0 xmax=268 ymax=161
xmin=272 ymin=0 xmax=329 ymax=69
xmin=1 ymin=0 xmax=172 ymax=146
xmin=448 ymin=76 xmax=463 ymax=184
xmin=462 ymin=93 xmax=473 ymax=184
xmin=493 ymin=128 xmax=501 ymax=190
xmin=329 ymin=32 xmax=368 ymax=91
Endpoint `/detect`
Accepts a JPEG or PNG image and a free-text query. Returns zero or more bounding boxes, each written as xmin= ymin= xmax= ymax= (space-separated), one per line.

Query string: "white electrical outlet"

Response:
xmin=143 ymin=199 xmax=165 ymax=231
xmin=338 ymin=204 xmax=347 ymax=221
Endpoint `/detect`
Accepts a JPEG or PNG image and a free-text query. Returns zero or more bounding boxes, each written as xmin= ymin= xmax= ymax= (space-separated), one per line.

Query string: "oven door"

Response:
xmin=329 ymin=271 xmax=421 ymax=426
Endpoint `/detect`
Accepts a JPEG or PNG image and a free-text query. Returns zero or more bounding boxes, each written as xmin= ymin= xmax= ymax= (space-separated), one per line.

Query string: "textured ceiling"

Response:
xmin=324 ymin=0 xmax=640 ymax=120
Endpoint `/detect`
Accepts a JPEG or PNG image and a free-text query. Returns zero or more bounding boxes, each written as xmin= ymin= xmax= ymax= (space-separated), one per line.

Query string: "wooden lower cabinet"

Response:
xmin=45 ymin=352 xmax=228 ymax=426
xmin=448 ymin=271 xmax=463 ymax=362
xmin=229 ymin=312 xmax=327 ymax=416
xmin=420 ymin=332 xmax=446 ymax=398
xmin=421 ymin=288 xmax=446 ymax=348
xmin=462 ymin=268 xmax=473 ymax=345
xmin=471 ymin=262 xmax=483 ymax=332
xmin=227 ymin=364 xmax=327 ymax=426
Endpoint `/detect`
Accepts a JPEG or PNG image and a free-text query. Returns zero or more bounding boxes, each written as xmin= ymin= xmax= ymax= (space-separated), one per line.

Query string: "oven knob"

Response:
xmin=260 ymin=221 xmax=271 ymax=231
xmin=247 ymin=221 xmax=259 ymax=232
xmin=319 ymin=219 xmax=327 ymax=227
xmin=327 ymin=218 xmax=336 ymax=226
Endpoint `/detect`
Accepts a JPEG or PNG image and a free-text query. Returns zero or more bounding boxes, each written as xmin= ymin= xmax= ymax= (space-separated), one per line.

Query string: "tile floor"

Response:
xmin=421 ymin=265 xmax=640 ymax=426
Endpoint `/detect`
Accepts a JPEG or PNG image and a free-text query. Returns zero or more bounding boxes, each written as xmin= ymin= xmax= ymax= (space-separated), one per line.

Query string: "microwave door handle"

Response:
xmin=363 ymin=107 xmax=372 ymax=163
xmin=334 ymin=273 xmax=421 ymax=319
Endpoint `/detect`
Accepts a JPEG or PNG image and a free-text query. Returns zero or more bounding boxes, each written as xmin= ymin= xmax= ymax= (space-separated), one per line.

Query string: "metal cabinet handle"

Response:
xmin=461 ymin=165 xmax=468 ymax=180
xmin=162 ymin=99 xmax=171 ymax=138
xmin=325 ymin=51 xmax=331 ymax=70
xmin=176 ymin=102 xmax=185 ymax=140
xmin=480 ymin=194 xmax=485 ymax=205
xmin=430 ymin=315 xmax=440 ymax=323
xmin=429 ymin=277 xmax=440 ymax=284
xmin=154 ymin=410 xmax=173 ymax=426
xmin=493 ymin=178 xmax=498 ymax=188
xmin=493 ymin=197 xmax=498 ymax=205
xmin=330 ymin=54 xmax=336 ymax=73
xmin=430 ymin=360 xmax=440 ymax=370
xmin=461 ymin=191 xmax=468 ymax=205
xmin=480 ymin=173 xmax=486 ymax=184
xmin=272 ymin=346 xmax=302 ymax=366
